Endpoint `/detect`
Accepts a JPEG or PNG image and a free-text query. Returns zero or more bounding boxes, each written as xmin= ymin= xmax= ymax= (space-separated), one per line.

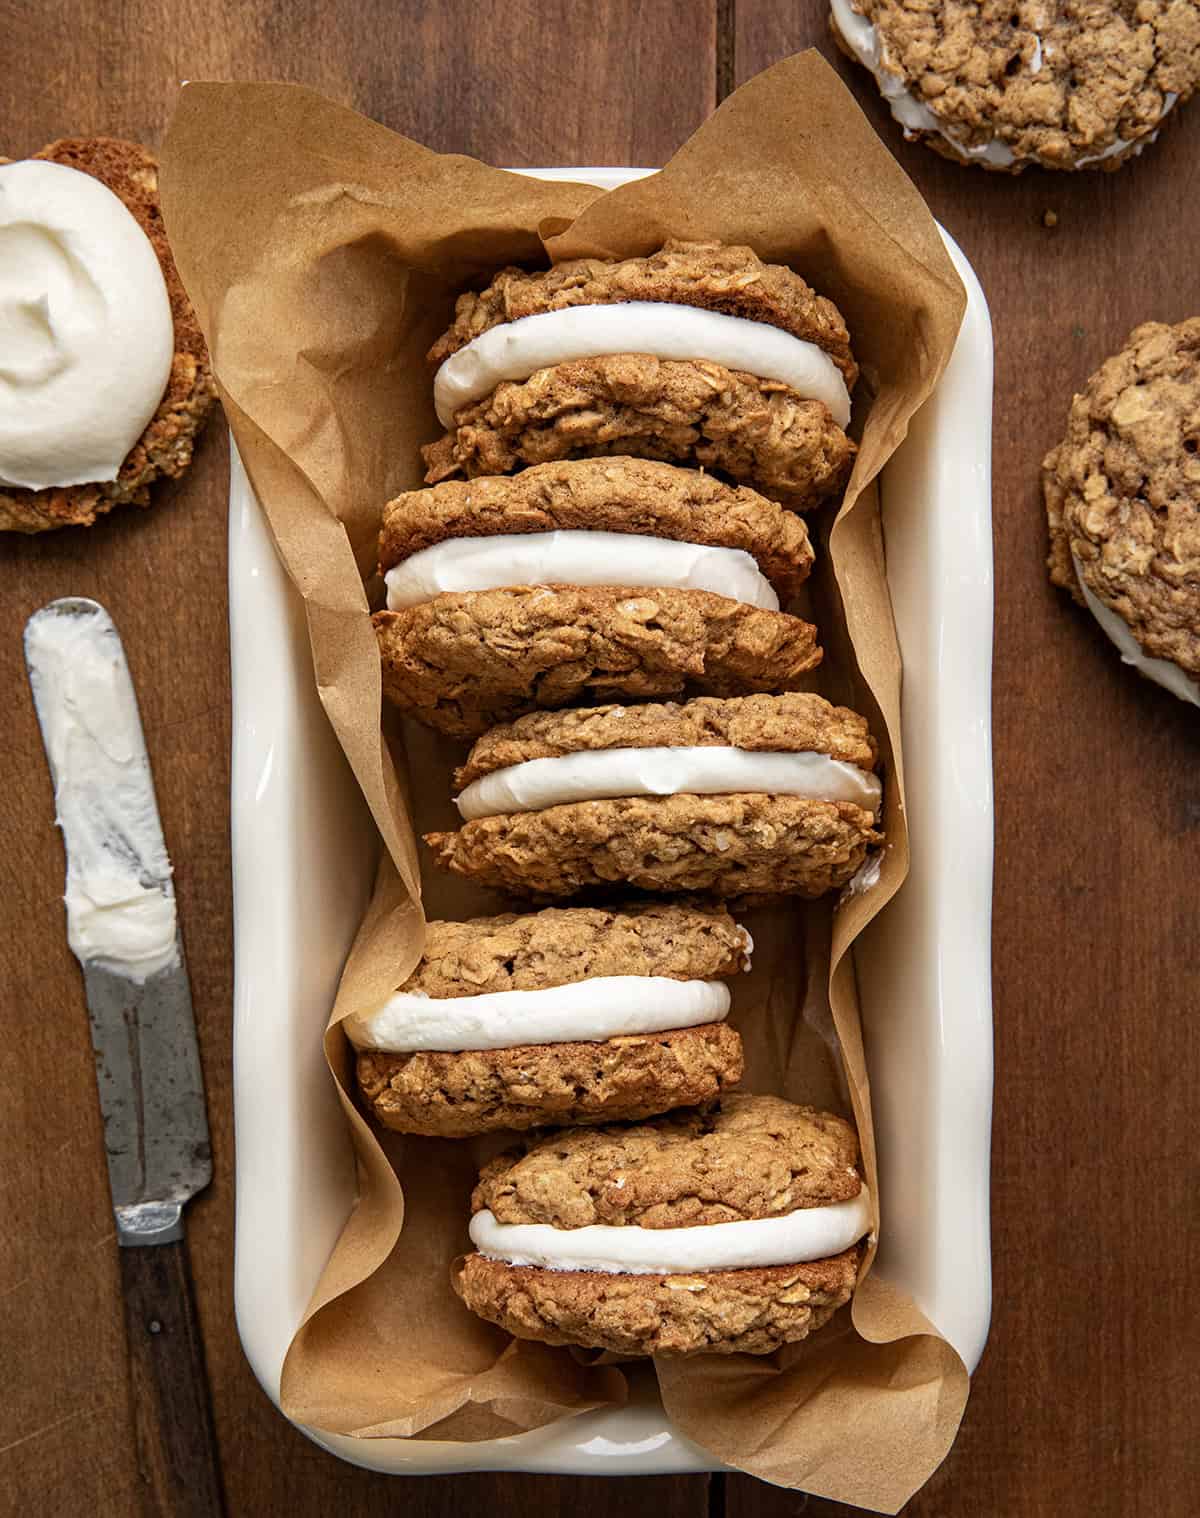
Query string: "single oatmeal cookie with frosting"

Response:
xmin=0 ymin=137 xmax=215 ymax=532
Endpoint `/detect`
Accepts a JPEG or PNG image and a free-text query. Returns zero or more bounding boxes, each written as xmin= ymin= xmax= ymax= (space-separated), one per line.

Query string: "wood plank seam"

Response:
xmin=717 ymin=0 xmax=737 ymax=101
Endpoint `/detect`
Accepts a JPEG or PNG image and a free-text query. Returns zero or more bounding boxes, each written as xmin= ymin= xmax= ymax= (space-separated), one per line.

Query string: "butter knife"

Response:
xmin=25 ymin=597 xmax=225 ymax=1518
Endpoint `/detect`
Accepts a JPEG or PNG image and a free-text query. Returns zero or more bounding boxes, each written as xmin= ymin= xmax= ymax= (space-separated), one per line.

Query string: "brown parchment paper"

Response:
xmin=161 ymin=52 xmax=970 ymax=1511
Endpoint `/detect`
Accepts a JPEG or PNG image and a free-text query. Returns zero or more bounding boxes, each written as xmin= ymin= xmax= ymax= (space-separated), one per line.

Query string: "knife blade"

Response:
xmin=25 ymin=596 xmax=225 ymax=1516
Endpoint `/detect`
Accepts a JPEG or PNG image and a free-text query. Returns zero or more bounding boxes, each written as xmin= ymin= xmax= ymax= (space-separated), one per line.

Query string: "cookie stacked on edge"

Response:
xmin=428 ymin=692 xmax=882 ymax=900
xmin=455 ymin=1095 xmax=871 ymax=1357
xmin=352 ymin=903 xmax=748 ymax=1137
xmin=424 ymin=241 xmax=858 ymax=506
xmin=375 ymin=458 xmax=822 ymax=737
xmin=351 ymin=241 xmax=879 ymax=1355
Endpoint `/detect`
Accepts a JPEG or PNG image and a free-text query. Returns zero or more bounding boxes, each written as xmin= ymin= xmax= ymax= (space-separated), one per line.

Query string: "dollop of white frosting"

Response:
xmin=0 ymin=161 xmax=175 ymax=491
xmin=385 ymin=530 xmax=779 ymax=611
xmin=469 ymin=1189 xmax=872 ymax=1274
xmin=345 ymin=975 xmax=731 ymax=1052
xmin=434 ymin=301 xmax=852 ymax=428
xmin=1072 ymin=553 xmax=1200 ymax=707
xmin=24 ymin=604 xmax=178 ymax=980
xmin=830 ymin=0 xmax=1176 ymax=169
xmin=456 ymin=745 xmax=882 ymax=821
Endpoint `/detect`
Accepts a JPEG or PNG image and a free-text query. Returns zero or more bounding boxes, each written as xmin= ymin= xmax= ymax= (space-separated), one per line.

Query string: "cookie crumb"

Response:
xmin=1042 ymin=209 xmax=1058 ymax=228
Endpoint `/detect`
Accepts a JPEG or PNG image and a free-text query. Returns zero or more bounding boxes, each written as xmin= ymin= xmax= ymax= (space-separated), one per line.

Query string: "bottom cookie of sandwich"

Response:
xmin=357 ymin=1021 xmax=742 ymax=1138
xmin=453 ymin=1247 xmax=861 ymax=1357
xmin=427 ymin=793 xmax=878 ymax=900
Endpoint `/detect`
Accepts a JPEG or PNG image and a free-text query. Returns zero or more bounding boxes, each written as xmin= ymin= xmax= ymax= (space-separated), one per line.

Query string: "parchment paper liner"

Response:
xmin=162 ymin=51 xmax=971 ymax=1511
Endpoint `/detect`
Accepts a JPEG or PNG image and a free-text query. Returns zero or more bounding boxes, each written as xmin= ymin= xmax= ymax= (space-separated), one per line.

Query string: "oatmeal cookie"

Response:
xmin=426 ymin=793 xmax=880 ymax=900
xmin=455 ymin=692 xmax=879 ymax=788
xmin=376 ymin=904 xmax=749 ymax=999
xmin=453 ymin=1250 xmax=860 ymax=1356
xmin=433 ymin=692 xmax=882 ymax=898
xmin=473 ymin=1094 xmax=862 ymax=1226
xmin=347 ymin=902 xmax=750 ymax=1137
xmin=357 ymin=1022 xmax=743 ymax=1138
xmin=1045 ymin=318 xmax=1200 ymax=702
xmin=831 ymin=0 xmax=1198 ymax=172
xmin=374 ymin=585 xmax=823 ymax=738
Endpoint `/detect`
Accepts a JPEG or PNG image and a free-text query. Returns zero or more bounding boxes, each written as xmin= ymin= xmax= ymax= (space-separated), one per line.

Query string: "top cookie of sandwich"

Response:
xmin=472 ymin=1093 xmax=862 ymax=1229
xmin=0 ymin=137 xmax=216 ymax=533
xmin=399 ymin=902 xmax=749 ymax=997
xmin=429 ymin=239 xmax=857 ymax=386
xmin=454 ymin=691 xmax=880 ymax=790
xmin=1045 ymin=318 xmax=1200 ymax=689
xmin=831 ymin=0 xmax=1199 ymax=172
xmin=379 ymin=458 xmax=815 ymax=602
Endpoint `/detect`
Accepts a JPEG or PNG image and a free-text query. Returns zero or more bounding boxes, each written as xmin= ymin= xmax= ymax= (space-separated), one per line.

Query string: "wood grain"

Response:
xmin=0 ymin=3 xmax=714 ymax=1516
xmin=2 ymin=1 xmax=1198 ymax=1514
xmin=119 ymin=1241 xmax=226 ymax=1516
xmin=729 ymin=5 xmax=1200 ymax=1517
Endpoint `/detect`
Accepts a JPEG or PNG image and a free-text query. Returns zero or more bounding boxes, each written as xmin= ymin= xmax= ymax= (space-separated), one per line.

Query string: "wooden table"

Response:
xmin=2 ymin=3 xmax=1196 ymax=1513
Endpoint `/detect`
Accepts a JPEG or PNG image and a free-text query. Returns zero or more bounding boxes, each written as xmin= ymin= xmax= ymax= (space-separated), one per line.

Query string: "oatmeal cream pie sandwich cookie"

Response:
xmin=454 ymin=1094 xmax=872 ymax=1357
xmin=831 ymin=0 xmax=1199 ymax=173
xmin=1046 ymin=318 xmax=1200 ymax=706
xmin=348 ymin=903 xmax=748 ymax=1137
xmin=426 ymin=691 xmax=883 ymax=900
xmin=0 ymin=137 xmax=216 ymax=532
xmin=421 ymin=241 xmax=858 ymax=511
xmin=373 ymin=458 xmax=823 ymax=737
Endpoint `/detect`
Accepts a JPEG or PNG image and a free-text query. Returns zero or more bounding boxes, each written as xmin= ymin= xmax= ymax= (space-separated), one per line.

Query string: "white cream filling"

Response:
xmin=842 ymin=851 xmax=883 ymax=899
xmin=1072 ymin=553 xmax=1200 ymax=707
xmin=344 ymin=975 xmax=731 ymax=1052
xmin=469 ymin=1189 xmax=872 ymax=1274
xmin=456 ymin=746 xmax=882 ymax=821
xmin=831 ymin=0 xmax=1176 ymax=169
xmin=0 ymin=160 xmax=175 ymax=490
xmin=434 ymin=301 xmax=852 ymax=428
xmin=24 ymin=604 xmax=178 ymax=981
xmin=385 ymin=530 xmax=779 ymax=611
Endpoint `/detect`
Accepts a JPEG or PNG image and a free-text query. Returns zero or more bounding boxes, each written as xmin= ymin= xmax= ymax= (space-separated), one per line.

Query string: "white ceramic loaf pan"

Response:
xmin=229 ymin=167 xmax=994 ymax=1476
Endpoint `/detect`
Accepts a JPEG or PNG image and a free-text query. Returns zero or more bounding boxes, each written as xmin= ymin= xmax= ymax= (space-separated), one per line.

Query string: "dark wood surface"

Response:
xmin=1 ymin=3 xmax=1196 ymax=1515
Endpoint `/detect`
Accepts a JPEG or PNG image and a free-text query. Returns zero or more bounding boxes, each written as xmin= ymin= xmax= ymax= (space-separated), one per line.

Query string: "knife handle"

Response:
xmin=120 ymin=1239 xmax=227 ymax=1517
